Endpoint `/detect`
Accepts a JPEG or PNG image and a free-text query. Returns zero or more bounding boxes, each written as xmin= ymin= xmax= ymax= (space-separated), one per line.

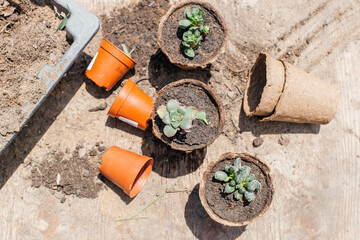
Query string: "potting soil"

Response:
xmin=30 ymin=144 xmax=105 ymax=200
xmin=102 ymin=0 xmax=170 ymax=77
xmin=154 ymin=83 xmax=220 ymax=149
xmin=205 ymin=157 xmax=272 ymax=222
xmin=0 ymin=0 xmax=69 ymax=149
xmin=160 ymin=3 xmax=225 ymax=65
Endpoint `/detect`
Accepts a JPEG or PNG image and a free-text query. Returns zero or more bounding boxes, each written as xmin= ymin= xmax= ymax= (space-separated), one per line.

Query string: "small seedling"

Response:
xmin=182 ymin=28 xmax=202 ymax=58
xmin=56 ymin=5 xmax=71 ymax=32
xmin=214 ymin=158 xmax=261 ymax=202
xmin=157 ymin=99 xmax=208 ymax=138
xmin=179 ymin=6 xmax=210 ymax=58
xmin=121 ymin=44 xmax=135 ymax=57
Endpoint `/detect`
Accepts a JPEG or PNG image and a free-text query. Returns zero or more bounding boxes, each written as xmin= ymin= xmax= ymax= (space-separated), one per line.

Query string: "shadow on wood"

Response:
xmin=185 ymin=184 xmax=246 ymax=240
xmin=0 ymin=54 xmax=89 ymax=190
xmin=148 ymin=50 xmax=212 ymax=91
xmin=238 ymin=106 xmax=320 ymax=136
xmin=105 ymin=116 xmax=145 ymax=138
xmin=84 ymin=66 xmax=135 ymax=99
xmin=141 ymin=128 xmax=206 ymax=178
xmin=98 ymin=174 xmax=133 ymax=205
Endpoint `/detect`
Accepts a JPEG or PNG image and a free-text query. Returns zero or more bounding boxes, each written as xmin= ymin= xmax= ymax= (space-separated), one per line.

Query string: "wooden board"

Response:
xmin=0 ymin=0 xmax=359 ymax=239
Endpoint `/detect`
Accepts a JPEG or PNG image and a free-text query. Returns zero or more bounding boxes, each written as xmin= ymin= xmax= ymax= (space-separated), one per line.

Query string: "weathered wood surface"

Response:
xmin=1 ymin=0 xmax=360 ymax=239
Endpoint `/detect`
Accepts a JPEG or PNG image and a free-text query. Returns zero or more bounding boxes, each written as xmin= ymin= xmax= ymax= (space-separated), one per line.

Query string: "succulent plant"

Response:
xmin=121 ymin=44 xmax=135 ymax=57
xmin=56 ymin=4 xmax=71 ymax=32
xmin=157 ymin=99 xmax=208 ymax=137
xmin=214 ymin=158 xmax=261 ymax=202
xmin=179 ymin=6 xmax=210 ymax=58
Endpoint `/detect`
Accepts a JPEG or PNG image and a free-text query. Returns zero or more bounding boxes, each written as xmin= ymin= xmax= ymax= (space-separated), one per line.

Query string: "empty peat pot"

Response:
xmin=199 ymin=152 xmax=274 ymax=227
xmin=99 ymin=146 xmax=153 ymax=198
xmin=85 ymin=38 xmax=136 ymax=91
xmin=108 ymin=79 xmax=154 ymax=130
xmin=244 ymin=52 xmax=339 ymax=124
xmin=151 ymin=79 xmax=225 ymax=152
xmin=158 ymin=0 xmax=228 ymax=69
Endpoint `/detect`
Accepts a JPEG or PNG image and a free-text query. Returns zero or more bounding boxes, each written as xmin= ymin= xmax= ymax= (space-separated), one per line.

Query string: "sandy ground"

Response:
xmin=1 ymin=0 xmax=360 ymax=239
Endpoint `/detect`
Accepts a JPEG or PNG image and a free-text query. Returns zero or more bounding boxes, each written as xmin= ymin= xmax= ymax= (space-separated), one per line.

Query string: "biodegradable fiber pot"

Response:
xmin=108 ymin=79 xmax=154 ymax=130
xmin=85 ymin=38 xmax=136 ymax=91
xmin=243 ymin=52 xmax=339 ymax=124
xmin=99 ymin=146 xmax=153 ymax=198
xmin=151 ymin=79 xmax=225 ymax=152
xmin=199 ymin=152 xmax=274 ymax=227
xmin=158 ymin=0 xmax=228 ymax=69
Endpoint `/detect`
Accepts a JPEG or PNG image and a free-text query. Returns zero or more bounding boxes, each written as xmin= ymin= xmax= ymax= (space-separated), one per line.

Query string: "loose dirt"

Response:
xmin=153 ymin=83 xmax=220 ymax=149
xmin=101 ymin=0 xmax=170 ymax=77
xmin=205 ymin=157 xmax=272 ymax=223
xmin=0 ymin=0 xmax=68 ymax=149
xmin=160 ymin=3 xmax=225 ymax=65
xmin=30 ymin=143 xmax=106 ymax=199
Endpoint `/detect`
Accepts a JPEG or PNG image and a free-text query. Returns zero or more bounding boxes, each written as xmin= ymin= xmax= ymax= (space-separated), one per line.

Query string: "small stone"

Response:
xmin=82 ymin=169 xmax=90 ymax=178
xmin=32 ymin=44 xmax=38 ymax=50
xmin=97 ymin=145 xmax=106 ymax=152
xmin=33 ymin=182 xmax=41 ymax=188
xmin=76 ymin=189 xmax=81 ymax=196
xmin=89 ymin=149 xmax=97 ymax=156
xmin=88 ymin=103 xmax=107 ymax=112
xmin=60 ymin=197 xmax=66 ymax=203
xmin=253 ymin=137 xmax=264 ymax=147
xmin=227 ymin=91 xmax=237 ymax=100
xmin=45 ymin=22 xmax=51 ymax=28
xmin=278 ymin=135 xmax=290 ymax=146
xmin=54 ymin=151 xmax=64 ymax=161
xmin=78 ymin=148 xmax=86 ymax=157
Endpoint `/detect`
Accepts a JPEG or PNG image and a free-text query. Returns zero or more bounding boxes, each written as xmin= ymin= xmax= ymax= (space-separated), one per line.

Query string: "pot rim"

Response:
xmin=151 ymin=79 xmax=225 ymax=152
xmin=199 ymin=152 xmax=274 ymax=227
xmin=100 ymin=38 xmax=137 ymax=67
xmin=128 ymin=157 xmax=154 ymax=198
xmin=108 ymin=79 xmax=136 ymax=118
xmin=157 ymin=0 xmax=228 ymax=69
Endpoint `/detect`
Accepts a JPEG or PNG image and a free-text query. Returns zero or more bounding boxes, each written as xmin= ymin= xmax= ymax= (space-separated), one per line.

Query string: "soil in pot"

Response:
xmin=0 ymin=0 xmax=69 ymax=148
xmin=153 ymin=82 xmax=220 ymax=150
xmin=160 ymin=2 xmax=226 ymax=66
xmin=205 ymin=156 xmax=272 ymax=223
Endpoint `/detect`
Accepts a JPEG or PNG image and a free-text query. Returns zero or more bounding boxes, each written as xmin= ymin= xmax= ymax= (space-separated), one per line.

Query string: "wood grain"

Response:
xmin=0 ymin=0 xmax=359 ymax=239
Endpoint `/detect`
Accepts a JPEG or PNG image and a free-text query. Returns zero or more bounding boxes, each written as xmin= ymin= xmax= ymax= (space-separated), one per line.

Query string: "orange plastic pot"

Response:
xmin=85 ymin=38 xmax=136 ymax=91
xmin=99 ymin=146 xmax=153 ymax=198
xmin=108 ymin=79 xmax=153 ymax=130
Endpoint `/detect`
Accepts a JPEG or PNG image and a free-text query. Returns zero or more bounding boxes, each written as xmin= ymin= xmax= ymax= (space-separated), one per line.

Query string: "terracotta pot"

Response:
xmin=151 ymin=79 xmax=225 ymax=152
xmin=158 ymin=0 xmax=228 ymax=69
xmin=99 ymin=146 xmax=153 ymax=198
xmin=85 ymin=38 xmax=136 ymax=91
xmin=199 ymin=152 xmax=274 ymax=227
xmin=108 ymin=79 xmax=154 ymax=130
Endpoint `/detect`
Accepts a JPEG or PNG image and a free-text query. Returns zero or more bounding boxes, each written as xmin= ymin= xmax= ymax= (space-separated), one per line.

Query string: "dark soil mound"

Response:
xmin=101 ymin=0 xmax=170 ymax=76
xmin=30 ymin=145 xmax=106 ymax=199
